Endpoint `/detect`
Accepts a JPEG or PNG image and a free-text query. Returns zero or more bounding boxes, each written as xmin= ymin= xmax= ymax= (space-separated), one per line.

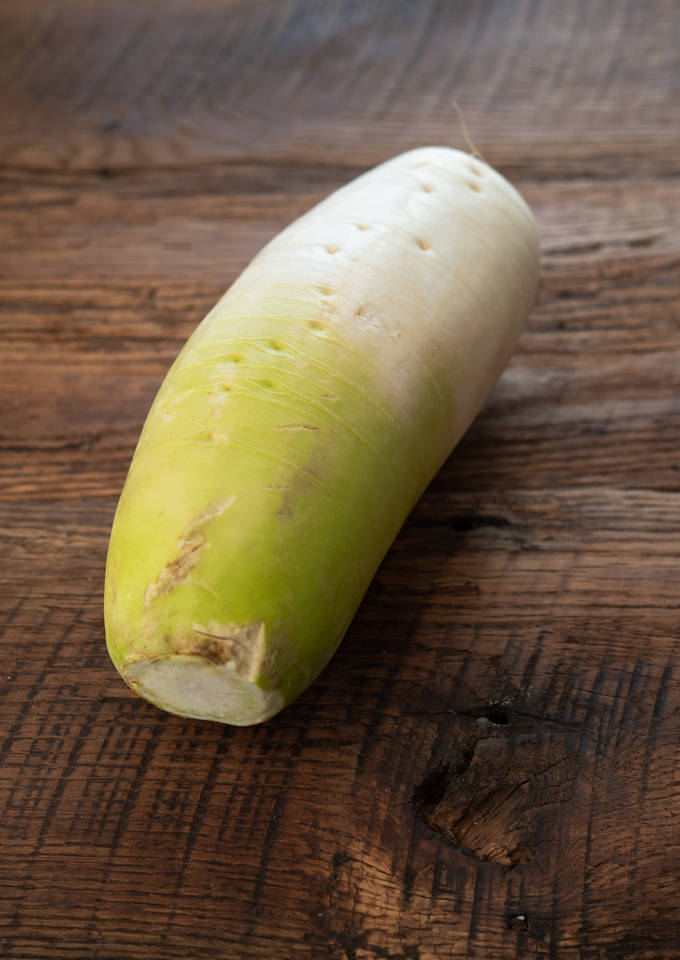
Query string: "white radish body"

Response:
xmin=104 ymin=147 xmax=540 ymax=725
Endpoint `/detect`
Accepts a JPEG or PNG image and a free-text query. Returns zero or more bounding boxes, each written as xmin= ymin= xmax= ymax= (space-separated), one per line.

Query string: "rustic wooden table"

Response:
xmin=2 ymin=1 xmax=680 ymax=957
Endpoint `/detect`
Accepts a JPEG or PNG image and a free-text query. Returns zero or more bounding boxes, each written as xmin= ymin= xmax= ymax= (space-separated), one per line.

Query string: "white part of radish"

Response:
xmin=214 ymin=146 xmax=539 ymax=447
xmin=126 ymin=658 xmax=285 ymax=726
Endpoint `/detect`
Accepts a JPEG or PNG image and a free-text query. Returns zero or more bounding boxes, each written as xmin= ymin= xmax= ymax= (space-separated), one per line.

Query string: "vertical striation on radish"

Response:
xmin=104 ymin=147 xmax=540 ymax=726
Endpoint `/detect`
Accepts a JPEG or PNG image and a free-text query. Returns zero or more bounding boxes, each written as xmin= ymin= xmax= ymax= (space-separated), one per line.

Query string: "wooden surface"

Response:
xmin=3 ymin=1 xmax=680 ymax=956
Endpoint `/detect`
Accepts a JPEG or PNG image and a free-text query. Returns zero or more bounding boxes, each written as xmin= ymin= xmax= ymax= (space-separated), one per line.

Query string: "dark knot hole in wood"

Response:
xmin=412 ymin=709 xmax=582 ymax=869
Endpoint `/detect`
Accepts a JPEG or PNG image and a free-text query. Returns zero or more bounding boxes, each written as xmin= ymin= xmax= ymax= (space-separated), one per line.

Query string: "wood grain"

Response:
xmin=2 ymin=0 xmax=680 ymax=177
xmin=2 ymin=1 xmax=680 ymax=957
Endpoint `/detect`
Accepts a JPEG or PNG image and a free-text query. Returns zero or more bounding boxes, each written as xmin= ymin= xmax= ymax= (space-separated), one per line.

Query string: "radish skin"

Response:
xmin=104 ymin=147 xmax=540 ymax=726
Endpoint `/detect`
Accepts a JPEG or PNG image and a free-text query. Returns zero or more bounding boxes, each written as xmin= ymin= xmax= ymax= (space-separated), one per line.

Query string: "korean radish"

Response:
xmin=104 ymin=146 xmax=540 ymax=726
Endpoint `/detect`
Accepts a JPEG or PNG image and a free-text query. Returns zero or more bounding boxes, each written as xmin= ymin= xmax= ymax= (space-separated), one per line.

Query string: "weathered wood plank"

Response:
xmin=3 ymin=160 xmax=680 ymax=501
xmin=3 ymin=491 xmax=680 ymax=957
xmin=3 ymin=251 xmax=680 ymax=500
xmin=1 ymin=0 xmax=679 ymax=177
xmin=4 ymin=167 xmax=680 ymax=282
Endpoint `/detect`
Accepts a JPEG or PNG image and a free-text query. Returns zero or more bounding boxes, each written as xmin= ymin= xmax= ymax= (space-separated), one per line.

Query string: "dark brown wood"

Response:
xmin=3 ymin=1 xmax=680 ymax=957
